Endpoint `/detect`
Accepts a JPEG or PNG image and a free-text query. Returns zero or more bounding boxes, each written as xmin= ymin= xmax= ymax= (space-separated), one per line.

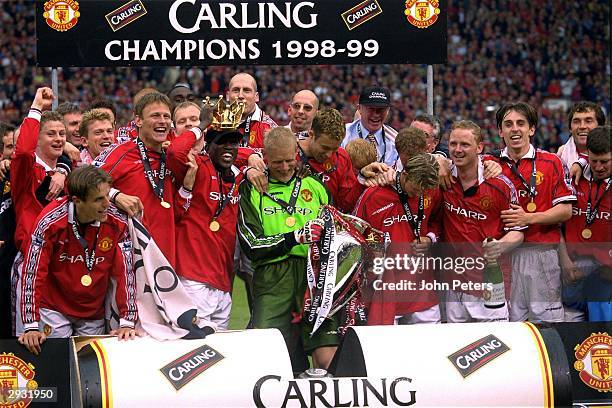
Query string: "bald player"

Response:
xmin=286 ymin=90 xmax=319 ymax=139
xmin=227 ymin=72 xmax=277 ymax=149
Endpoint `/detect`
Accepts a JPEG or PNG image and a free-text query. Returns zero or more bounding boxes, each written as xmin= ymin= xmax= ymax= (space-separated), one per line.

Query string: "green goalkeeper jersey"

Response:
xmin=238 ymin=173 xmax=330 ymax=268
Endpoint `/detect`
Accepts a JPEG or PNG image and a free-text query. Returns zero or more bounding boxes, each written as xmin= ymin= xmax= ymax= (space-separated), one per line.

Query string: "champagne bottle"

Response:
xmin=484 ymin=239 xmax=506 ymax=309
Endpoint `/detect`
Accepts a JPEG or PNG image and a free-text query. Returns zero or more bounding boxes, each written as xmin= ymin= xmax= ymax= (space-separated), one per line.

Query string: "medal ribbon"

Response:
xmin=240 ymin=113 xmax=254 ymax=147
xmin=505 ymin=153 xmax=537 ymax=201
xmin=585 ymin=178 xmax=611 ymax=226
xmin=304 ymin=206 xmax=374 ymax=336
xmin=263 ymin=176 xmax=302 ymax=216
xmin=213 ymin=173 xmax=237 ymax=219
xmin=305 ymin=207 xmax=336 ymax=328
xmin=71 ymin=220 xmax=99 ymax=272
xmin=395 ymin=173 xmax=424 ymax=242
xmin=136 ymin=138 xmax=167 ymax=201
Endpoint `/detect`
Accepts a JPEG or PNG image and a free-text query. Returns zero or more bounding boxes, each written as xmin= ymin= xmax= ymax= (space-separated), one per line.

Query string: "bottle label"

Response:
xmin=484 ymin=282 xmax=505 ymax=308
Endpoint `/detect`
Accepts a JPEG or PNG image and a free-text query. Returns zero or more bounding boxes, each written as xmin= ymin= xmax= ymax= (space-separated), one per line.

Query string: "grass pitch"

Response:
xmin=229 ymin=277 xmax=251 ymax=330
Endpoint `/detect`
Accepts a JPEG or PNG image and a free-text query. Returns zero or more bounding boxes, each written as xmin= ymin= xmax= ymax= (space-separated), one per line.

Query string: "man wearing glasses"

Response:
xmin=286 ymin=90 xmax=319 ymax=140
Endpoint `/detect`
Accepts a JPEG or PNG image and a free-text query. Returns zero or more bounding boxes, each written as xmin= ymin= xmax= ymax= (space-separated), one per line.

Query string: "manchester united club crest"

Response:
xmin=404 ymin=0 xmax=440 ymax=29
xmin=424 ymin=195 xmax=431 ymax=209
xmin=0 ymin=353 xmax=38 ymax=407
xmin=301 ymin=189 xmax=313 ymax=202
xmin=535 ymin=170 xmax=544 ymax=186
xmin=480 ymin=195 xmax=492 ymax=210
xmin=43 ymin=0 xmax=80 ymax=32
xmin=2 ymin=181 xmax=9 ymax=195
xmin=98 ymin=237 xmax=114 ymax=252
xmin=574 ymin=332 xmax=611 ymax=392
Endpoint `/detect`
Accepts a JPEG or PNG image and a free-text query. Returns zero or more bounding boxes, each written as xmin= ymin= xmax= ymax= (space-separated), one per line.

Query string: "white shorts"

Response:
xmin=394 ymin=304 xmax=441 ymax=325
xmin=563 ymin=306 xmax=586 ymax=322
xmin=509 ymin=246 xmax=563 ymax=323
xmin=561 ymin=257 xmax=597 ymax=323
xmin=446 ymin=290 xmax=509 ymax=323
xmin=180 ymin=278 xmax=231 ymax=330
xmin=38 ymin=308 xmax=105 ymax=337
xmin=13 ymin=252 xmax=107 ymax=337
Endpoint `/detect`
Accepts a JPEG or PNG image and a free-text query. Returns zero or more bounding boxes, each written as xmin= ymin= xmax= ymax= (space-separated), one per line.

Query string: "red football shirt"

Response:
xmin=167 ymin=131 xmax=244 ymax=292
xmin=300 ymin=147 xmax=363 ymax=214
xmin=21 ymin=197 xmax=137 ymax=327
xmin=11 ymin=113 xmax=54 ymax=253
xmin=486 ymin=145 xmax=576 ymax=243
xmin=354 ymin=184 xmax=442 ymax=322
xmin=237 ymin=105 xmax=277 ymax=149
xmin=564 ymin=167 xmax=611 ymax=265
xmin=441 ymin=161 xmax=522 ymax=297
xmin=95 ymin=140 xmax=178 ymax=266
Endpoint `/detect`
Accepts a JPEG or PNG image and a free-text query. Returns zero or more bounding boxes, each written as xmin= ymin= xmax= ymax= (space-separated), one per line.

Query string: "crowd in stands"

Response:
xmin=0 ymin=0 xmax=609 ymax=151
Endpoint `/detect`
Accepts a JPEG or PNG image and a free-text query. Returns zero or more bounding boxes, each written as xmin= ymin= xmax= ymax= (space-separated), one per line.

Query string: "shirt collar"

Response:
xmin=268 ymin=171 xmax=298 ymax=186
xmin=68 ymin=201 xmax=101 ymax=227
xmin=251 ymin=104 xmax=263 ymax=122
xmin=501 ymin=144 xmax=535 ymax=161
xmin=451 ymin=156 xmax=486 ymax=185
xmin=35 ymin=154 xmax=54 ymax=172
xmin=240 ymin=104 xmax=263 ymax=124
xmin=359 ymin=120 xmax=382 ymax=137
xmin=583 ymin=165 xmax=611 ymax=184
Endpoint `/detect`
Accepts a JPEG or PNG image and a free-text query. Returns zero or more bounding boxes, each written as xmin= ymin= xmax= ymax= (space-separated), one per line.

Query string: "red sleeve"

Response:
xmin=236 ymin=146 xmax=262 ymax=169
xmin=166 ymin=129 xmax=176 ymax=142
xmin=427 ymin=188 xmax=443 ymax=239
xmin=97 ymin=143 xmax=129 ymax=181
xmin=15 ymin=115 xmax=40 ymax=157
xmin=21 ymin=213 xmax=53 ymax=329
xmin=353 ymin=186 xmax=375 ymax=219
xmin=481 ymin=154 xmax=500 ymax=164
xmin=111 ymin=220 xmax=138 ymax=327
xmin=11 ymin=116 xmax=39 ymax=205
xmin=173 ymin=187 xmax=192 ymax=220
xmin=550 ymin=155 xmax=576 ymax=206
xmin=335 ymin=150 xmax=364 ymax=214
xmin=495 ymin=176 xmax=525 ymax=234
xmin=166 ymin=130 xmax=197 ymax=186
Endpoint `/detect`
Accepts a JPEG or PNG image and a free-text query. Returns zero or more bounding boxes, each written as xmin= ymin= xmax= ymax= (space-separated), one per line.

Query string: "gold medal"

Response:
xmin=581 ymin=228 xmax=592 ymax=239
xmin=285 ymin=216 xmax=296 ymax=227
xmin=81 ymin=274 xmax=92 ymax=287
xmin=526 ymin=202 xmax=537 ymax=212
xmin=160 ymin=200 xmax=171 ymax=209
xmin=209 ymin=220 xmax=220 ymax=232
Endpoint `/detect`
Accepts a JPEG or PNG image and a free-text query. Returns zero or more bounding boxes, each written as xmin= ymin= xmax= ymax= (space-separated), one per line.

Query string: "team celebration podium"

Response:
xmin=1 ymin=322 xmax=610 ymax=407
